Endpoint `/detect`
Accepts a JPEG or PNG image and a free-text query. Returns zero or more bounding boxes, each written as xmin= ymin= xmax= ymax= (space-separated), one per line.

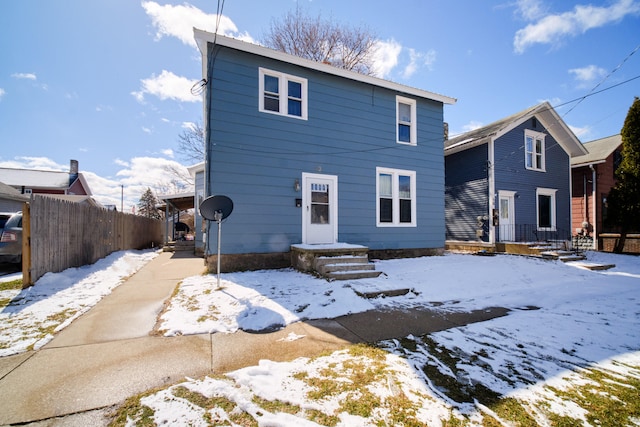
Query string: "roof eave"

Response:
xmin=193 ymin=28 xmax=457 ymax=105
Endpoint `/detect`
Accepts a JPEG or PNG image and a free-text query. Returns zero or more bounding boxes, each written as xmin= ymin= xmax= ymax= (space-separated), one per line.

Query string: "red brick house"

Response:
xmin=0 ymin=160 xmax=92 ymax=197
xmin=570 ymin=135 xmax=622 ymax=249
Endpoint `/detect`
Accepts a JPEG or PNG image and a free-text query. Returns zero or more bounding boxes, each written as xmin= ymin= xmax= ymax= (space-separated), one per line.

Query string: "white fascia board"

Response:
xmin=193 ymin=28 xmax=457 ymax=105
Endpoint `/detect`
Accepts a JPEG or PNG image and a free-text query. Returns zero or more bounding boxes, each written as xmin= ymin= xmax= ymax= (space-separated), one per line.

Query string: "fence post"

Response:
xmin=21 ymin=202 xmax=32 ymax=287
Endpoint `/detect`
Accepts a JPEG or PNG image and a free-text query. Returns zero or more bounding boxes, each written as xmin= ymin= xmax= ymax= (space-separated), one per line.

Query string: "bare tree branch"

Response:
xmin=176 ymin=122 xmax=205 ymax=164
xmin=262 ymin=7 xmax=378 ymax=75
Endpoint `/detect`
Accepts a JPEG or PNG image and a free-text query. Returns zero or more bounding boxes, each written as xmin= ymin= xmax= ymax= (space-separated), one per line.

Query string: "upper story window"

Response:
xmin=376 ymin=167 xmax=417 ymax=227
xmin=525 ymin=130 xmax=546 ymax=171
xmin=259 ymin=68 xmax=308 ymax=120
xmin=396 ymin=96 xmax=417 ymax=145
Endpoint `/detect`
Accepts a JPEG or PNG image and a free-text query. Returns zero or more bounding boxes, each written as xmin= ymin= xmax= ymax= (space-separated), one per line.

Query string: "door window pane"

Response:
xmin=311 ymin=183 xmax=329 ymax=224
xmin=500 ymin=198 xmax=509 ymax=219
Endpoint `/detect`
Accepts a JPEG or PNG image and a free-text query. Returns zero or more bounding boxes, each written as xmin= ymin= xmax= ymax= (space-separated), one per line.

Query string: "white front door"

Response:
xmin=302 ymin=173 xmax=337 ymax=245
xmin=498 ymin=191 xmax=516 ymax=242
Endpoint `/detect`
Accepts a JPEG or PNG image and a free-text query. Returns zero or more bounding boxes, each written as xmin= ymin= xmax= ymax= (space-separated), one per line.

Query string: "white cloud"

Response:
xmin=142 ymin=126 xmax=152 ymax=134
xmin=568 ymin=64 xmax=607 ymax=86
xmin=132 ymin=70 xmax=199 ymax=103
xmin=0 ymin=88 xmax=5 ymax=100
xmin=11 ymin=73 xmax=37 ymax=80
xmin=513 ymin=0 xmax=640 ymax=53
xmin=514 ymin=0 xmax=548 ymax=21
xmin=569 ymin=123 xmax=591 ymax=138
xmin=402 ymin=48 xmax=437 ymax=79
xmin=0 ymin=156 xmax=67 ymax=171
xmin=141 ymin=1 xmax=253 ymax=47
xmin=371 ymin=39 xmax=402 ymax=79
xmin=462 ymin=121 xmax=484 ymax=132
xmin=161 ymin=148 xmax=174 ymax=158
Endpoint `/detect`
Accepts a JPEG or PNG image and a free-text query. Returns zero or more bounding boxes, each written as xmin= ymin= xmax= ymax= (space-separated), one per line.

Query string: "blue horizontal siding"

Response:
xmin=445 ymin=144 xmax=489 ymax=241
xmin=494 ymin=121 xmax=571 ymax=234
xmin=205 ymin=44 xmax=446 ymax=254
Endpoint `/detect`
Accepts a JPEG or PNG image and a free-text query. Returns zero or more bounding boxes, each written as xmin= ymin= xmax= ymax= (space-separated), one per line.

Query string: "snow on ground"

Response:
xmin=139 ymin=251 xmax=639 ymax=426
xmin=0 ymin=249 xmax=159 ymax=356
xmin=1 ymin=249 xmax=639 ymax=425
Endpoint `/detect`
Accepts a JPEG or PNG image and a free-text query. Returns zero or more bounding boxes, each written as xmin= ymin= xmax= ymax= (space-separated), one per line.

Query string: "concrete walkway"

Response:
xmin=0 ymin=251 xmax=509 ymax=426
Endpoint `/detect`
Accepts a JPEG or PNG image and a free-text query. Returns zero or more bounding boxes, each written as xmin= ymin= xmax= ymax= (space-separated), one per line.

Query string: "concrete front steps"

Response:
xmin=163 ymin=240 xmax=195 ymax=253
xmin=290 ymin=244 xmax=383 ymax=281
xmin=315 ymin=255 xmax=382 ymax=280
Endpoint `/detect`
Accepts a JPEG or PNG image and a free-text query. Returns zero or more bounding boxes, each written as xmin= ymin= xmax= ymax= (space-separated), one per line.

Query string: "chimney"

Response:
xmin=69 ymin=159 xmax=79 ymax=186
xmin=443 ymin=122 xmax=449 ymax=141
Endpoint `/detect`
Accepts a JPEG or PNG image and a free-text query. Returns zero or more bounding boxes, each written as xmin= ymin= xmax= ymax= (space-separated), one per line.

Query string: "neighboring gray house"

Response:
xmin=194 ymin=30 xmax=456 ymax=270
xmin=188 ymin=161 xmax=205 ymax=254
xmin=445 ymin=102 xmax=587 ymax=246
xmin=0 ymin=181 xmax=28 ymax=212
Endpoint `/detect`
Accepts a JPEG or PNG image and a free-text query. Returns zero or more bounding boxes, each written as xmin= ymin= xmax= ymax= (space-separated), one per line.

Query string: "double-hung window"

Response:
xmin=525 ymin=130 xmax=545 ymax=171
xmin=536 ymin=187 xmax=557 ymax=231
xmin=259 ymin=68 xmax=307 ymax=120
xmin=376 ymin=167 xmax=416 ymax=227
xmin=396 ymin=96 xmax=417 ymax=145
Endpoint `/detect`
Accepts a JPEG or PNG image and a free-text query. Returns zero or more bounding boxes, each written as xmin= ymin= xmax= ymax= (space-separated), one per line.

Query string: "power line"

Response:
xmin=562 ymin=43 xmax=640 ymax=117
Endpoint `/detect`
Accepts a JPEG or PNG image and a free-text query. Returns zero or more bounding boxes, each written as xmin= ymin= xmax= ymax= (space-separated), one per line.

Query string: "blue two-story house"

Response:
xmin=444 ymin=102 xmax=587 ymax=248
xmin=194 ymin=30 xmax=456 ymax=271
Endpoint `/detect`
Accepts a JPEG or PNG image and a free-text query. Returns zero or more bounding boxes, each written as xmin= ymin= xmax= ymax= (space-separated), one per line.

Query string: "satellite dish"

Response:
xmin=199 ymin=195 xmax=234 ymax=290
xmin=200 ymin=195 xmax=233 ymax=221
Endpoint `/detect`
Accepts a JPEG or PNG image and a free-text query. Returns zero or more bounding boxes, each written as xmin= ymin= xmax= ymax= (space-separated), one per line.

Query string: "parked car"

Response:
xmin=0 ymin=212 xmax=14 ymax=231
xmin=0 ymin=212 xmax=22 ymax=264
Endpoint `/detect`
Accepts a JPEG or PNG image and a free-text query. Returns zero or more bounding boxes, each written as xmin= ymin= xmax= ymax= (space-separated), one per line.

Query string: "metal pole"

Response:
xmin=215 ymin=211 xmax=223 ymax=289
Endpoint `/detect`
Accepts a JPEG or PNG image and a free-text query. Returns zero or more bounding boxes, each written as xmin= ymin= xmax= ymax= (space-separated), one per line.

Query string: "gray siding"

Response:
xmin=445 ymin=144 xmax=489 ymax=241
xmin=493 ymin=120 xmax=572 ymax=240
xmin=193 ymin=170 xmax=205 ymax=250
xmin=205 ymin=44 xmax=445 ymax=254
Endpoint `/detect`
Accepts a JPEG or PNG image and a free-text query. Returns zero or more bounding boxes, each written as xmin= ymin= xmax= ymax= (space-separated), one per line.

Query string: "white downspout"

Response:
xmin=488 ymin=138 xmax=495 ymax=244
xmin=590 ymin=164 xmax=597 ymax=250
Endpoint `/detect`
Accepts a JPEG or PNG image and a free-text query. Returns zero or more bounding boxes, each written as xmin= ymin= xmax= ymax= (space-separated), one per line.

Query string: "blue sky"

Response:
xmin=1 ymin=0 xmax=639 ymax=209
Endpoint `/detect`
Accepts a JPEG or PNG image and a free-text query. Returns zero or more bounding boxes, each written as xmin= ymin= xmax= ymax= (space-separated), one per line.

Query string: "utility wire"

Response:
xmin=562 ymin=43 xmax=640 ymax=117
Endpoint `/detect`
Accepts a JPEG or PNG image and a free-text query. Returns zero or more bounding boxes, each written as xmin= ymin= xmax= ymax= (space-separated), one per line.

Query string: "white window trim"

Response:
xmin=258 ymin=68 xmax=308 ymax=120
xmin=536 ymin=187 xmax=557 ymax=231
xmin=376 ymin=167 xmax=417 ymax=227
xmin=396 ymin=96 xmax=417 ymax=145
xmin=524 ymin=129 xmax=546 ymax=171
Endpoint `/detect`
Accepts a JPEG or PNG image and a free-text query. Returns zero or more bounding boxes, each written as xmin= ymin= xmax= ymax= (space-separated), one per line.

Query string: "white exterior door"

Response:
xmin=302 ymin=173 xmax=337 ymax=245
xmin=498 ymin=191 xmax=516 ymax=242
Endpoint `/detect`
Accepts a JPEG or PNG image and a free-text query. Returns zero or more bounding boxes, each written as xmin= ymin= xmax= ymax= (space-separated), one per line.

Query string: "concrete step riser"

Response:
xmin=314 ymin=256 xmax=369 ymax=269
xmin=326 ymin=270 xmax=382 ymax=280
xmin=320 ymin=263 xmax=376 ymax=274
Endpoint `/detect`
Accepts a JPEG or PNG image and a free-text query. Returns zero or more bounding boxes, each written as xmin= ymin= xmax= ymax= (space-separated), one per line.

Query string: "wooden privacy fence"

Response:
xmin=23 ymin=196 xmax=164 ymax=285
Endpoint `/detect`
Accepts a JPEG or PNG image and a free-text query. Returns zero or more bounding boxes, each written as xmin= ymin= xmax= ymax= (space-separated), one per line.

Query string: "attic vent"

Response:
xmin=532 ymin=117 xmax=537 ymax=128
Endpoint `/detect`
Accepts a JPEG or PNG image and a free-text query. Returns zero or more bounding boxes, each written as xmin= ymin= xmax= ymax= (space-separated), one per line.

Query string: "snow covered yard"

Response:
xmin=1 ymin=249 xmax=639 ymax=425
xmin=128 ymin=251 xmax=639 ymax=426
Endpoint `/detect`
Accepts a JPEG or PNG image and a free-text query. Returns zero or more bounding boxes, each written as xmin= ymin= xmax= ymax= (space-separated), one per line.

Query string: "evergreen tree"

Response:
xmin=137 ymin=187 xmax=161 ymax=219
xmin=606 ymin=97 xmax=640 ymax=249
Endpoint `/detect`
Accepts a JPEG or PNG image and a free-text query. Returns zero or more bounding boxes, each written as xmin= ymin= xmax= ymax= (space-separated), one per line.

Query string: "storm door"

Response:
xmin=302 ymin=173 xmax=338 ymax=245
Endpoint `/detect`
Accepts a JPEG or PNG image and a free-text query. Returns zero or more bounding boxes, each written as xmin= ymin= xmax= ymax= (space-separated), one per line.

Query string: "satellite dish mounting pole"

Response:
xmin=198 ymin=194 xmax=233 ymax=291
xmin=214 ymin=210 xmax=223 ymax=290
